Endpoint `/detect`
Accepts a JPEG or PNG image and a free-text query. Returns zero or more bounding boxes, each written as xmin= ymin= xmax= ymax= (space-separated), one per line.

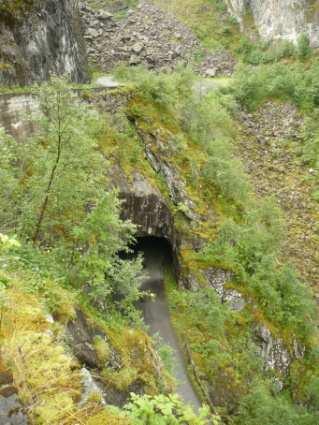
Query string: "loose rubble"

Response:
xmin=80 ymin=0 xmax=199 ymax=71
xmin=238 ymin=101 xmax=319 ymax=295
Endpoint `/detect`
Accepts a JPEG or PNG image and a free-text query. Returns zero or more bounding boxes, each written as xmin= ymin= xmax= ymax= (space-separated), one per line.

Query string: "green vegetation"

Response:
xmin=125 ymin=393 xmax=212 ymax=424
xmin=0 ymin=79 xmax=143 ymax=317
xmin=1 ymin=0 xmax=319 ymax=418
xmin=231 ymin=59 xmax=319 ymax=205
xmin=231 ymin=60 xmax=319 ymax=111
xmin=112 ymin=66 xmax=319 ymax=423
xmin=0 ymin=77 xmax=209 ymax=423
xmin=153 ymin=0 xmax=241 ymax=50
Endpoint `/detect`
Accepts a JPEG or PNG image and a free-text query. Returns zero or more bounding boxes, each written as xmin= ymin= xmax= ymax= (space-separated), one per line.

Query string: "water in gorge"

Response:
xmin=136 ymin=237 xmax=201 ymax=411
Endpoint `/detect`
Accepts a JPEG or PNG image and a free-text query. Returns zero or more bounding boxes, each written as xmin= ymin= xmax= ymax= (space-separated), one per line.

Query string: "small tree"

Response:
xmin=297 ymin=33 xmax=311 ymax=59
xmin=0 ymin=79 xmax=143 ymax=312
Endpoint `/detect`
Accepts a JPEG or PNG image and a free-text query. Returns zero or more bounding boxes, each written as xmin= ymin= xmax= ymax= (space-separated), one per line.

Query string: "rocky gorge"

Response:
xmin=0 ymin=0 xmax=319 ymax=424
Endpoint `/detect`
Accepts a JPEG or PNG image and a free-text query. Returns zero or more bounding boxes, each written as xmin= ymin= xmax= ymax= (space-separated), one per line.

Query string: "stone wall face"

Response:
xmin=226 ymin=0 xmax=319 ymax=47
xmin=0 ymin=0 xmax=88 ymax=86
xmin=0 ymin=94 xmax=39 ymax=140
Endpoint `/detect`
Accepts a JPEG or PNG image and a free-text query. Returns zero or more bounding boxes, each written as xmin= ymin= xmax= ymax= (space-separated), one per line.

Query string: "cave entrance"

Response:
xmin=133 ymin=236 xmax=174 ymax=294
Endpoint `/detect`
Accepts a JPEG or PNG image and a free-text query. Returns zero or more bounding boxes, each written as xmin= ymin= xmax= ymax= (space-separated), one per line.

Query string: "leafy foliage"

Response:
xmin=0 ymin=78 xmax=143 ymax=316
xmin=232 ymin=60 xmax=319 ymax=111
xmin=125 ymin=393 xmax=213 ymax=425
xmin=235 ymin=384 xmax=318 ymax=425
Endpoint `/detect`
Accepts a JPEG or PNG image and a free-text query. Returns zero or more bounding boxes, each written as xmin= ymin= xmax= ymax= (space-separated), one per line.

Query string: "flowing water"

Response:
xmin=137 ymin=237 xmax=201 ymax=411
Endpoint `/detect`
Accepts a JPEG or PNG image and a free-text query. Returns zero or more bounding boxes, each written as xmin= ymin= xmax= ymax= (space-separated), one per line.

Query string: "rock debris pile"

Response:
xmin=80 ymin=0 xmax=199 ymax=71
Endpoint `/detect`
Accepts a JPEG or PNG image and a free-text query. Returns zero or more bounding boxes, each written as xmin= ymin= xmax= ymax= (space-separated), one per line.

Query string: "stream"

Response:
xmin=137 ymin=237 xmax=201 ymax=411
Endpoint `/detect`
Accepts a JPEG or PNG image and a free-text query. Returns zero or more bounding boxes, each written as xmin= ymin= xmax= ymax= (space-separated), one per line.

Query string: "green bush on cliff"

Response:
xmin=125 ymin=393 xmax=214 ymax=425
xmin=0 ymin=78 xmax=143 ymax=316
xmin=235 ymin=384 xmax=318 ymax=425
xmin=232 ymin=60 xmax=319 ymax=111
xmin=200 ymin=197 xmax=317 ymax=342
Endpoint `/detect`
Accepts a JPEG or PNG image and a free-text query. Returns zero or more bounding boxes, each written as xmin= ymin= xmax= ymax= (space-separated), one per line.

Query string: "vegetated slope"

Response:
xmin=108 ymin=66 xmax=319 ymax=423
xmin=237 ymin=101 xmax=319 ymax=297
xmin=0 ymin=80 xmax=213 ymax=424
xmin=0 ymin=1 xmax=319 ymax=424
xmin=152 ymin=0 xmax=240 ymax=50
xmin=232 ymin=61 xmax=319 ymax=297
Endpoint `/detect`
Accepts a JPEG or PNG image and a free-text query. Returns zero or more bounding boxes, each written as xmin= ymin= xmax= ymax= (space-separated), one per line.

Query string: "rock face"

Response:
xmin=256 ymin=326 xmax=290 ymax=376
xmin=80 ymin=0 xmax=199 ymax=71
xmin=226 ymin=0 xmax=319 ymax=46
xmin=204 ymin=268 xmax=245 ymax=311
xmin=0 ymin=0 xmax=88 ymax=86
xmin=120 ymin=173 xmax=175 ymax=243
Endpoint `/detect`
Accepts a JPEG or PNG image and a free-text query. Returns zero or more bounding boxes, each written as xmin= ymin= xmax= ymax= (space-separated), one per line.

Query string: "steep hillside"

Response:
xmin=0 ymin=1 xmax=319 ymax=425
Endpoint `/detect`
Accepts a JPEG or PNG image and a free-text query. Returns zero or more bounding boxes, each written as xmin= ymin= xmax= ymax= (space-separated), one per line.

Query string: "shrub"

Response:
xmin=297 ymin=33 xmax=311 ymax=59
xmin=124 ymin=393 xmax=214 ymax=425
xmin=235 ymin=384 xmax=318 ymax=425
xmin=0 ymin=79 xmax=144 ymax=315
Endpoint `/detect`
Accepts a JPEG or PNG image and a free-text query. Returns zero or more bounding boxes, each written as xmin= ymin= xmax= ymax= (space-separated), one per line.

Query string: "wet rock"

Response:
xmin=0 ymin=371 xmax=13 ymax=387
xmin=0 ymin=364 xmax=27 ymax=425
xmin=67 ymin=310 xmax=103 ymax=369
xmin=0 ymin=385 xmax=18 ymax=398
xmin=119 ymin=173 xmax=176 ymax=244
xmin=66 ymin=309 xmax=121 ymax=371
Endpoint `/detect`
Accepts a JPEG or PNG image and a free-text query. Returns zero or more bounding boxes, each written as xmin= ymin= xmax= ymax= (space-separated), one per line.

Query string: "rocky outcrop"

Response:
xmin=226 ymin=0 xmax=319 ymax=46
xmin=0 ymin=0 xmax=88 ymax=86
xmin=204 ymin=268 xmax=245 ymax=311
xmin=120 ymin=173 xmax=176 ymax=244
xmin=80 ymin=0 xmax=199 ymax=71
xmin=256 ymin=326 xmax=290 ymax=377
xmin=199 ymin=50 xmax=236 ymax=77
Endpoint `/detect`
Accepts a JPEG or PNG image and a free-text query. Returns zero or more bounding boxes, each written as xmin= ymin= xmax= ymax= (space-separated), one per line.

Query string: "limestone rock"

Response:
xmin=225 ymin=0 xmax=319 ymax=47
